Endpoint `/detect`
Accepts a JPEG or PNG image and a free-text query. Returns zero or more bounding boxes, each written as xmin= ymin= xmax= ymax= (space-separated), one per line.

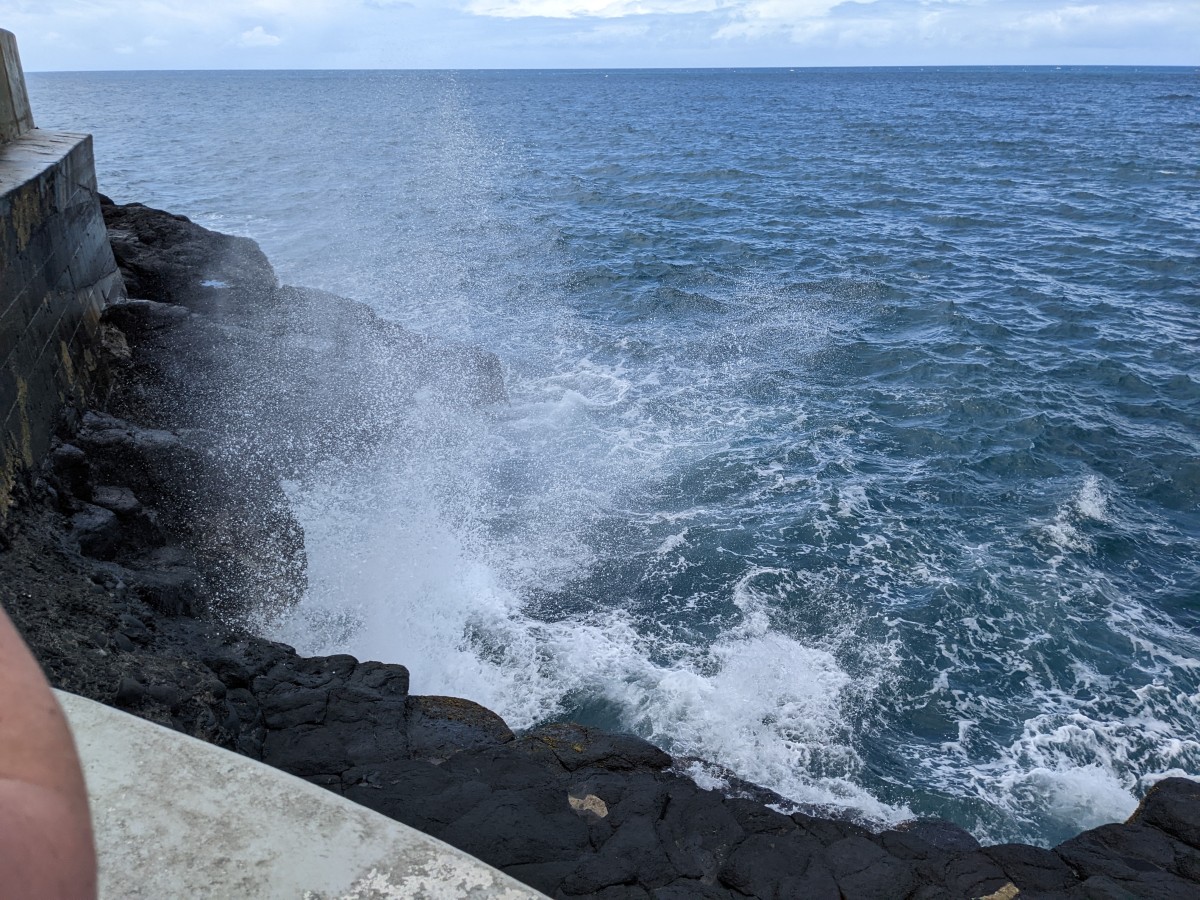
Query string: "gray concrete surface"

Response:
xmin=0 ymin=30 xmax=34 ymax=143
xmin=0 ymin=127 xmax=125 ymax=518
xmin=57 ymin=691 xmax=549 ymax=899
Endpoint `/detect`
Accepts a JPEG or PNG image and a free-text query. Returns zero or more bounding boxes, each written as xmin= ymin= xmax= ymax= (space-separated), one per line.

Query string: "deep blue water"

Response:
xmin=29 ymin=68 xmax=1200 ymax=846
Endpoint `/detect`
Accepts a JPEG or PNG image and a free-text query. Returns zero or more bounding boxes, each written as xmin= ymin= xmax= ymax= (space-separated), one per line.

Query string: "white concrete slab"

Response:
xmin=56 ymin=691 xmax=548 ymax=899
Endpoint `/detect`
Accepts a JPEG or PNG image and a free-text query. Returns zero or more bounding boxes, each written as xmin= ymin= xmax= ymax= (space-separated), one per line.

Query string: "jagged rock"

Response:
xmin=523 ymin=723 xmax=673 ymax=773
xmin=1056 ymin=822 xmax=1200 ymax=898
xmin=91 ymin=484 xmax=140 ymax=515
xmin=69 ymin=502 xmax=121 ymax=558
xmin=896 ymin=818 xmax=982 ymax=853
xmin=651 ymin=882 xmax=738 ymax=900
xmin=407 ymin=695 xmax=515 ymax=762
xmin=984 ymin=843 xmax=1079 ymax=893
xmin=938 ymin=850 xmax=1015 ymax=900
xmin=719 ymin=831 xmax=839 ymax=898
xmin=439 ymin=790 xmax=592 ymax=868
xmin=99 ymin=197 xmax=277 ymax=307
xmin=1128 ymin=778 xmax=1200 ymax=851
xmin=825 ymin=835 xmax=917 ymax=900
xmin=47 ymin=441 xmax=90 ymax=499
xmin=72 ymin=410 xmax=305 ymax=620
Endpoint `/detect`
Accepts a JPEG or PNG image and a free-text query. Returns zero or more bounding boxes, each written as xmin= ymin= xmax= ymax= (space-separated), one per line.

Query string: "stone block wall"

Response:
xmin=0 ymin=30 xmax=125 ymax=519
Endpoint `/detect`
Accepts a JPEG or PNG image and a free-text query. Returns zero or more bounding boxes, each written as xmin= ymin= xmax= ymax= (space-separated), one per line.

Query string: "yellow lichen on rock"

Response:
xmin=15 ymin=376 xmax=33 ymax=466
xmin=11 ymin=183 xmax=38 ymax=251
xmin=977 ymin=883 xmax=1019 ymax=900
xmin=568 ymin=794 xmax=608 ymax=818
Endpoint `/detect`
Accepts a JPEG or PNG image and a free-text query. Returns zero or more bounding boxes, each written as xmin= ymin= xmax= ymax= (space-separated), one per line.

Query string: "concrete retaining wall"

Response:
xmin=0 ymin=29 xmax=34 ymax=143
xmin=0 ymin=29 xmax=125 ymax=519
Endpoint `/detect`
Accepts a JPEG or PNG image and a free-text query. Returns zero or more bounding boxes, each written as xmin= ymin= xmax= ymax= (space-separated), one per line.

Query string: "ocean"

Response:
xmin=29 ymin=67 xmax=1199 ymax=847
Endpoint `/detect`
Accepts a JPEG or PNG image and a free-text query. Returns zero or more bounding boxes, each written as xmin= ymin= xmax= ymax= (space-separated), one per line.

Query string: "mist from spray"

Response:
xmin=250 ymin=74 xmax=909 ymax=824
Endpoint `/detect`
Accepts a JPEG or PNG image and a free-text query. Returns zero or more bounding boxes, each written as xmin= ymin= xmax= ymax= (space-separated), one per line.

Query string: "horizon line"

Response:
xmin=27 ymin=63 xmax=1200 ymax=75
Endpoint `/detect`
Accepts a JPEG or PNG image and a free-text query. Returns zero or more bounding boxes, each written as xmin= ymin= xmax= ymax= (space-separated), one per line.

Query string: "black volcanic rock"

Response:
xmin=98 ymin=203 xmax=505 ymax=481
xmin=71 ymin=409 xmax=305 ymax=620
xmin=100 ymin=196 xmax=277 ymax=307
xmin=1127 ymin=777 xmax=1200 ymax=851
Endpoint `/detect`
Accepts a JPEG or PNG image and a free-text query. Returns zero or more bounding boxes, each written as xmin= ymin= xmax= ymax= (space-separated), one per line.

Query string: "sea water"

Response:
xmin=29 ymin=67 xmax=1199 ymax=846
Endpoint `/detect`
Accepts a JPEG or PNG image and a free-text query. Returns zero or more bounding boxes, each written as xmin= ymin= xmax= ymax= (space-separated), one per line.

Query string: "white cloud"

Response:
xmin=714 ymin=0 xmax=859 ymax=39
xmin=709 ymin=0 xmax=1199 ymax=51
xmin=237 ymin=25 xmax=283 ymax=47
xmin=466 ymin=0 xmax=724 ymax=19
xmin=1003 ymin=2 xmax=1183 ymax=41
xmin=571 ymin=21 xmax=653 ymax=40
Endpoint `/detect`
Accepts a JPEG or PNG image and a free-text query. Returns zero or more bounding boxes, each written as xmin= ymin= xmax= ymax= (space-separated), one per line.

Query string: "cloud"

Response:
xmin=568 ymin=20 xmax=653 ymax=40
xmin=707 ymin=0 xmax=1200 ymax=52
xmin=1001 ymin=2 xmax=1185 ymax=43
xmin=713 ymin=0 xmax=870 ymax=40
xmin=466 ymin=0 xmax=724 ymax=19
xmin=237 ymin=25 xmax=283 ymax=47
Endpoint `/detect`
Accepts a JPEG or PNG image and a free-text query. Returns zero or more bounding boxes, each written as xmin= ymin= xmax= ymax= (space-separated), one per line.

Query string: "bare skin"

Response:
xmin=0 ymin=606 xmax=97 ymax=899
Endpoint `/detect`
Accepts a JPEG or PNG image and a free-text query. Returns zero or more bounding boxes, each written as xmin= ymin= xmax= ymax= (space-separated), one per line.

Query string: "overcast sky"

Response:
xmin=3 ymin=0 xmax=1197 ymax=71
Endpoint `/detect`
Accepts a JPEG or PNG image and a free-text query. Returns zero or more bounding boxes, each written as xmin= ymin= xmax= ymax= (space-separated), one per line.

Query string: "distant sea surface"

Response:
xmin=30 ymin=67 xmax=1200 ymax=846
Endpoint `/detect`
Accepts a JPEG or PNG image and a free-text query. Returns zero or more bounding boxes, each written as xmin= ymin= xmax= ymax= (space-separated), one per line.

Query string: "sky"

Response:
xmin=2 ymin=0 xmax=1197 ymax=71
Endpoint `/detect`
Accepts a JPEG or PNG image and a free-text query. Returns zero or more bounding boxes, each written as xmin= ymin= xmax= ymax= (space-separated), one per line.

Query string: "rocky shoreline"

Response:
xmin=4 ymin=199 xmax=1200 ymax=899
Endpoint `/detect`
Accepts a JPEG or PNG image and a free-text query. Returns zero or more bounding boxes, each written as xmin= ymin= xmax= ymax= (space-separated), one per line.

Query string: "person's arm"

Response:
xmin=0 ymin=607 xmax=97 ymax=899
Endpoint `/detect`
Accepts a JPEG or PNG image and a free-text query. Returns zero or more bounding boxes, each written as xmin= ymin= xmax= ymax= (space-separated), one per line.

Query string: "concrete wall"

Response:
xmin=0 ymin=29 xmax=125 ymax=519
xmin=0 ymin=30 xmax=34 ymax=143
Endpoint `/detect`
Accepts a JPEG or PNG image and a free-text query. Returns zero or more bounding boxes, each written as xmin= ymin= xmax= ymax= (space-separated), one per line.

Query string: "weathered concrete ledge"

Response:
xmin=58 ymin=689 xmax=546 ymax=899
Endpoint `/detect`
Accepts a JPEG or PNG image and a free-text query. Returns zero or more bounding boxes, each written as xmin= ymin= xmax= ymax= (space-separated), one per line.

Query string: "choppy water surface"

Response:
xmin=31 ymin=67 xmax=1199 ymax=845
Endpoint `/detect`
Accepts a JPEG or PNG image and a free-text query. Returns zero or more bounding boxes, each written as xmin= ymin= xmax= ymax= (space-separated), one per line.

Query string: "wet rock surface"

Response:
xmin=100 ymin=198 xmax=505 ymax=473
xmin=4 ymin=203 xmax=1200 ymax=899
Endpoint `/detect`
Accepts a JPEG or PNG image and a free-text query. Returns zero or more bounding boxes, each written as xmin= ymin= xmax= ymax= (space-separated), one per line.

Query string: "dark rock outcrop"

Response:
xmin=99 ymin=199 xmax=505 ymax=447
xmin=5 ymin=201 xmax=1200 ymax=900
xmin=101 ymin=197 xmax=277 ymax=308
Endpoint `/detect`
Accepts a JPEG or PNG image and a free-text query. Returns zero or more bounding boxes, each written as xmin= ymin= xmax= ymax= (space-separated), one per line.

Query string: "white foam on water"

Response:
xmin=273 ymin=386 xmax=913 ymax=821
xmin=836 ymin=483 xmax=870 ymax=518
xmin=273 ymin=468 xmax=567 ymax=726
xmin=654 ymin=528 xmax=690 ymax=556
xmin=964 ymin=698 xmax=1200 ymax=843
xmin=261 ymin=248 xmax=921 ymax=823
xmin=518 ymin=566 xmax=910 ymax=823
xmin=997 ymin=763 xmax=1136 ymax=834
xmin=1074 ymin=475 xmax=1109 ymax=521
xmin=1035 ymin=474 xmax=1112 ymax=555
xmin=679 ymin=760 xmax=732 ymax=792
xmin=905 ymin=476 xmax=1200 ymax=844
